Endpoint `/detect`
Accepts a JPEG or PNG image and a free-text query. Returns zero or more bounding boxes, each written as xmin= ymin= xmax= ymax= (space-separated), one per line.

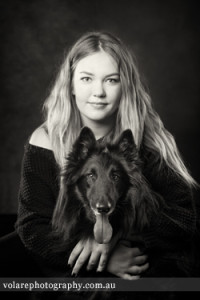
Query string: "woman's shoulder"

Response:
xmin=24 ymin=127 xmax=58 ymax=173
xmin=29 ymin=126 xmax=52 ymax=150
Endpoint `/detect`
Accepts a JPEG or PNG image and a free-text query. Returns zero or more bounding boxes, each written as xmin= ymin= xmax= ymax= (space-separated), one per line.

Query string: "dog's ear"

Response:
xmin=117 ymin=129 xmax=138 ymax=161
xmin=73 ymin=127 xmax=96 ymax=160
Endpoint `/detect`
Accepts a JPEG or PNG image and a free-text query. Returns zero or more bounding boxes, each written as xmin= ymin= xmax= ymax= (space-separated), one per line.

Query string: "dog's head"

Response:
xmin=72 ymin=127 xmax=139 ymax=212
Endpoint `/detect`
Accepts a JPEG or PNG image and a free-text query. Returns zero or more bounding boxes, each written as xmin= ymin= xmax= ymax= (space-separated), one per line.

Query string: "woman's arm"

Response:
xmin=140 ymin=148 xmax=197 ymax=275
xmin=142 ymin=150 xmax=196 ymax=248
xmin=15 ymin=130 xmax=71 ymax=276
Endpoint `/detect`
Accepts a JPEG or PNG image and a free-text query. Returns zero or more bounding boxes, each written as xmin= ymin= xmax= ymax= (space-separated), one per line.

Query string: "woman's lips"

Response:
xmin=88 ymin=102 xmax=108 ymax=108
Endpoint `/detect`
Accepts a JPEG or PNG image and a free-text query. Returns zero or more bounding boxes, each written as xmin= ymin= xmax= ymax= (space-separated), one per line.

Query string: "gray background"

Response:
xmin=0 ymin=0 xmax=199 ymax=213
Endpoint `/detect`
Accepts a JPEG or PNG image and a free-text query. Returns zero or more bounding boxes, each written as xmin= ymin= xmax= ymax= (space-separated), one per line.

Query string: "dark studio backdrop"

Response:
xmin=0 ymin=0 xmax=199 ymax=222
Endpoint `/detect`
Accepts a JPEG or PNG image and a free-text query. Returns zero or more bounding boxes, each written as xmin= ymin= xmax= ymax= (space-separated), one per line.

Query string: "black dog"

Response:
xmin=52 ymin=127 xmax=162 ymax=260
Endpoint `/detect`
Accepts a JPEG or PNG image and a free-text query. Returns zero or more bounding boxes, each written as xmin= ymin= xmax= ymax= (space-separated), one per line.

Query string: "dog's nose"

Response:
xmin=96 ymin=204 xmax=110 ymax=214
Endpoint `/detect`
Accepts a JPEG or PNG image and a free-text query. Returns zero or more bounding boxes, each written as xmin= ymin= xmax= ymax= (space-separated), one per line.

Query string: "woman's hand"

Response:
xmin=68 ymin=235 xmax=119 ymax=276
xmin=106 ymin=240 xmax=149 ymax=280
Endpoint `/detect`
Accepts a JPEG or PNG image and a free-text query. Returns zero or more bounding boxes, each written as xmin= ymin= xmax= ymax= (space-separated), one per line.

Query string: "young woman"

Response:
xmin=2 ymin=32 xmax=198 ymax=285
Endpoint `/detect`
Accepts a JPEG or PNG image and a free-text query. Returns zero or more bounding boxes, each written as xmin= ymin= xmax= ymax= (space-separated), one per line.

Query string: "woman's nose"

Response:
xmin=93 ymin=81 xmax=106 ymax=98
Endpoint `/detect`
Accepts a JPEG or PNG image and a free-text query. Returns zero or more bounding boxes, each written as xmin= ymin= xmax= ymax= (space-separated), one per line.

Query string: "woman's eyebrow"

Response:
xmin=80 ymin=71 xmax=120 ymax=77
xmin=105 ymin=73 xmax=120 ymax=77
xmin=80 ymin=71 xmax=94 ymax=75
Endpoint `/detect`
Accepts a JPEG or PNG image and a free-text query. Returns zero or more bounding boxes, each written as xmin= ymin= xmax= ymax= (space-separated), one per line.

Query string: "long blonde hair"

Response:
xmin=42 ymin=31 xmax=197 ymax=187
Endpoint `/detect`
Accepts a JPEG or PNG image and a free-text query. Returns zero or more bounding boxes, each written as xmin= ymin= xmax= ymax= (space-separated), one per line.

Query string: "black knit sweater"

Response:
xmin=15 ymin=141 xmax=197 ymax=277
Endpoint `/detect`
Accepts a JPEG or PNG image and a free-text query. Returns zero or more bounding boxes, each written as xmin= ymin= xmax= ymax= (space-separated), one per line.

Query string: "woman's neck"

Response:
xmin=81 ymin=115 xmax=116 ymax=140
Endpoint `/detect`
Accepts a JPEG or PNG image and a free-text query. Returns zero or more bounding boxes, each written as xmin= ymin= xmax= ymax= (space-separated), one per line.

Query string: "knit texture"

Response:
xmin=15 ymin=142 xmax=197 ymax=276
xmin=141 ymin=148 xmax=197 ymax=276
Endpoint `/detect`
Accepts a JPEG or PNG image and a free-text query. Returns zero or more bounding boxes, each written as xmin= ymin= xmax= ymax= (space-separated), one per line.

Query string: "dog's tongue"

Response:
xmin=94 ymin=214 xmax=113 ymax=244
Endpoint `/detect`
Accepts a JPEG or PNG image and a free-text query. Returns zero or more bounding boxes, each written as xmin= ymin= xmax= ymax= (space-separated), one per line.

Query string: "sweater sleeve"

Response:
xmin=15 ymin=143 xmax=70 ymax=276
xmin=139 ymin=148 xmax=197 ymax=276
xmin=141 ymin=149 xmax=196 ymax=251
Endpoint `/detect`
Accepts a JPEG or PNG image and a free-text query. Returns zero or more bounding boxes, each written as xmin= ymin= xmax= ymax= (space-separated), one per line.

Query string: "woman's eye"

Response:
xmin=81 ymin=77 xmax=92 ymax=82
xmin=106 ymin=78 xmax=119 ymax=84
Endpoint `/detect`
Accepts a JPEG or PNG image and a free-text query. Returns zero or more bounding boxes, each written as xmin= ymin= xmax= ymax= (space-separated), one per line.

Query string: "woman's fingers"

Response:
xmin=71 ymin=248 xmax=91 ymax=276
xmin=130 ymin=246 xmax=146 ymax=256
xmin=87 ymin=245 xmax=110 ymax=272
xmin=68 ymin=241 xmax=84 ymax=267
xmin=119 ymin=273 xmax=140 ymax=280
xmin=133 ymin=254 xmax=148 ymax=265
xmin=68 ymin=238 xmax=112 ymax=275
xmin=97 ymin=249 xmax=109 ymax=272
xmin=128 ymin=262 xmax=149 ymax=275
xmin=87 ymin=250 xmax=101 ymax=271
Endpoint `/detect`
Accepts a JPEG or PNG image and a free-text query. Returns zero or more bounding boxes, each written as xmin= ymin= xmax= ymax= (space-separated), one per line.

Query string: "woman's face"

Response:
xmin=72 ymin=51 xmax=122 ymax=125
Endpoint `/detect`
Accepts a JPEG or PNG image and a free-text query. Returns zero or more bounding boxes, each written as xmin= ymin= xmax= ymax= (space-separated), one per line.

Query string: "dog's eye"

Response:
xmin=111 ymin=173 xmax=120 ymax=181
xmin=86 ymin=173 xmax=94 ymax=179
